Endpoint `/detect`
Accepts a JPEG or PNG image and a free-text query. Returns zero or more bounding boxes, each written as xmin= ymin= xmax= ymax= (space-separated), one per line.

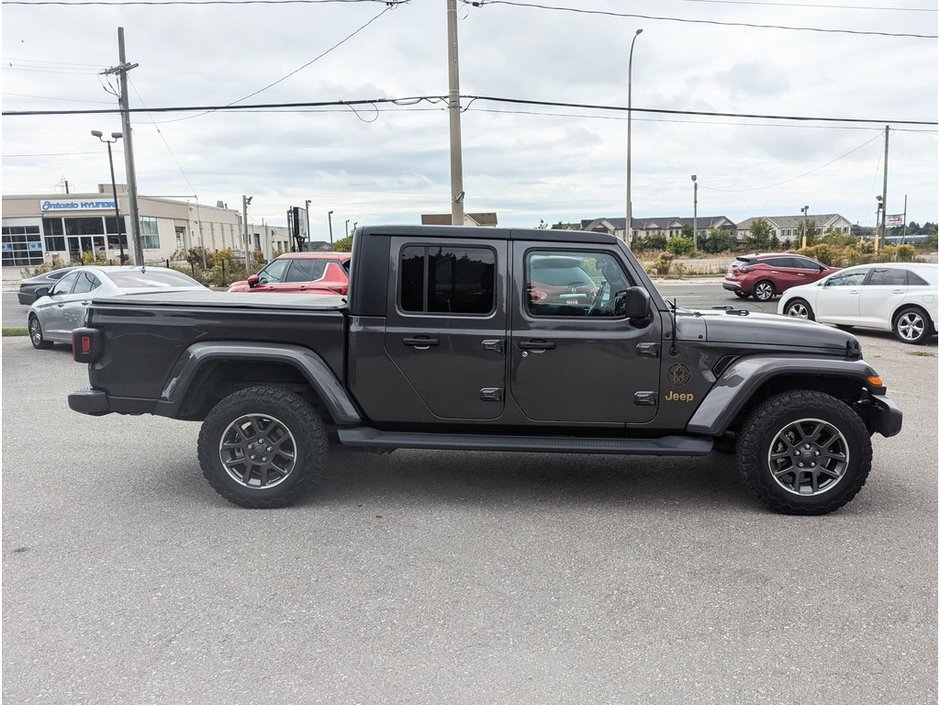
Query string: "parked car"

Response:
xmin=28 ymin=266 xmax=206 ymax=350
xmin=17 ymin=267 xmax=78 ymax=305
xmin=228 ymin=252 xmax=351 ymax=294
xmin=723 ymin=253 xmax=838 ymax=301
xmin=778 ymin=262 xmax=938 ymax=344
xmin=528 ymin=255 xmax=599 ymax=304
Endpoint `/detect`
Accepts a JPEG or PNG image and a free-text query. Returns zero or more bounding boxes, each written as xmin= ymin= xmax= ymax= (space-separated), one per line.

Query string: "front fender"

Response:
xmin=154 ymin=341 xmax=361 ymax=425
xmin=687 ymin=356 xmax=882 ymax=436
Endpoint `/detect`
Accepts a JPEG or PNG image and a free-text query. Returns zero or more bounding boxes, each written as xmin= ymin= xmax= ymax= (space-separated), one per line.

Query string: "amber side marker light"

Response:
xmin=867 ymin=375 xmax=885 ymax=388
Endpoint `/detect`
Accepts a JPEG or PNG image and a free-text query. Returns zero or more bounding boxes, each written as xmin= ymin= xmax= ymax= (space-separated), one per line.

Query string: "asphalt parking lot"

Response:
xmin=2 ymin=325 xmax=937 ymax=704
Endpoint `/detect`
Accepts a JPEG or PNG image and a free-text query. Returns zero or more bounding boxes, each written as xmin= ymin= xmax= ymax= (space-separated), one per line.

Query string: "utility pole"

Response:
xmin=102 ymin=28 xmax=142 ymax=265
xmin=900 ymin=194 xmax=908 ymax=245
xmin=691 ymin=174 xmax=698 ymax=251
xmin=876 ymin=124 xmax=889 ymax=254
xmin=446 ymin=0 xmax=465 ymax=226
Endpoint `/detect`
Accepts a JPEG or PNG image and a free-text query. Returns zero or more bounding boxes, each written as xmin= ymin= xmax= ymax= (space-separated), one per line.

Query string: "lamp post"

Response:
xmin=242 ymin=195 xmax=252 ymax=272
xmin=91 ymin=130 xmax=125 ymax=263
xmin=691 ymin=174 xmax=698 ymax=251
xmin=625 ymin=27 xmax=643 ymax=247
xmin=328 ymin=210 xmax=334 ymax=246
xmin=304 ymin=199 xmax=311 ymax=247
xmin=800 ymin=204 xmax=809 ymax=249
xmin=345 ymin=219 xmax=350 ymax=238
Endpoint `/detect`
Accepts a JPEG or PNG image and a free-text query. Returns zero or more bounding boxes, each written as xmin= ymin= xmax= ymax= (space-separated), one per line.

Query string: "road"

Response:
xmin=2 ymin=325 xmax=936 ymax=704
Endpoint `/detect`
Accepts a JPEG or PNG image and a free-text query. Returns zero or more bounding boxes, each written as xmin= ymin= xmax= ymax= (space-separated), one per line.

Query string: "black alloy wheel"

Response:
xmin=197 ymin=385 xmax=327 ymax=508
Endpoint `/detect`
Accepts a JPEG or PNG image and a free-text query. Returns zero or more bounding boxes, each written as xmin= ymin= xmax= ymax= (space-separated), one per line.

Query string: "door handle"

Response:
xmin=892 ymin=288 xmax=904 ymax=294
xmin=518 ymin=340 xmax=556 ymax=351
xmin=403 ymin=336 xmax=439 ymax=349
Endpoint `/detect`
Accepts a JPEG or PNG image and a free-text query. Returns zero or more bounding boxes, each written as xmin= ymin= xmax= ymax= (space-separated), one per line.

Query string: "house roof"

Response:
xmin=581 ymin=216 xmax=736 ymax=231
xmin=421 ymin=212 xmax=498 ymax=226
xmin=737 ymin=214 xmax=848 ymax=230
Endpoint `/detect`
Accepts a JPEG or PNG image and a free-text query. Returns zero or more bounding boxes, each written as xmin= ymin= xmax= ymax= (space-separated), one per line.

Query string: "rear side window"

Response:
xmin=867 ymin=268 xmax=908 ymax=286
xmin=908 ymin=271 xmax=929 ymax=286
xmin=71 ymin=271 xmax=100 ymax=294
xmin=400 ymin=245 xmax=495 ymax=315
xmin=284 ymin=259 xmax=327 ymax=282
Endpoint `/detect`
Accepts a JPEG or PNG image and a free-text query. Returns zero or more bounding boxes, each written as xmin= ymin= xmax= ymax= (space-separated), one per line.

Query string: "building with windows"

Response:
xmin=1 ymin=187 xmax=293 ymax=268
xmin=581 ymin=216 xmax=736 ymax=241
xmin=736 ymin=213 xmax=852 ymax=243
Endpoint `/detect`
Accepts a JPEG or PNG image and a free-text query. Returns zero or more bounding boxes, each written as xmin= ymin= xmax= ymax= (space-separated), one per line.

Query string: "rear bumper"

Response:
xmin=869 ymin=395 xmax=903 ymax=438
xmin=722 ymin=281 xmax=743 ymax=293
xmin=68 ymin=388 xmax=155 ymax=416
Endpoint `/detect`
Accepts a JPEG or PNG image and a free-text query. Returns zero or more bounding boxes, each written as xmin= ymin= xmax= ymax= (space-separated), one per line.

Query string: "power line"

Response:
xmin=669 ymin=0 xmax=936 ymax=11
xmin=699 ymin=132 xmax=884 ymax=192
xmin=5 ymin=0 xmax=406 ymax=5
xmin=3 ymin=94 xmax=937 ymax=126
xmin=460 ymin=0 xmax=938 ymax=38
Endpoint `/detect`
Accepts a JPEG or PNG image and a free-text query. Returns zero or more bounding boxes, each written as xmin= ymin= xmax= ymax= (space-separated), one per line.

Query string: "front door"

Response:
xmin=384 ymin=239 xmax=507 ymax=420
xmin=509 ymin=244 xmax=662 ymax=425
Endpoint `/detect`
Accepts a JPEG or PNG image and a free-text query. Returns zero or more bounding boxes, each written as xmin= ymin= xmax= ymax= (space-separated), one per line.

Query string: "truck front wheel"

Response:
xmin=197 ymin=385 xmax=326 ymax=508
xmin=736 ymin=391 xmax=871 ymax=515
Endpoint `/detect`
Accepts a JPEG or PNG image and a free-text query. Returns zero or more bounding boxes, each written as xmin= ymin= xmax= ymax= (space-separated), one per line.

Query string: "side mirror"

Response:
xmin=35 ymin=286 xmax=50 ymax=298
xmin=614 ymin=286 xmax=652 ymax=324
xmin=247 ymin=274 xmax=260 ymax=288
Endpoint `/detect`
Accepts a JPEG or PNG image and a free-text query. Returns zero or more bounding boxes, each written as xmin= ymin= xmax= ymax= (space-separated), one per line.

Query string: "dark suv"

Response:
xmin=723 ymin=253 xmax=838 ymax=301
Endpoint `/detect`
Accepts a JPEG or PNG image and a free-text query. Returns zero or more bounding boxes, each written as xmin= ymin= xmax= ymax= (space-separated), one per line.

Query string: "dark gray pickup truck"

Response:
xmin=69 ymin=225 xmax=901 ymax=514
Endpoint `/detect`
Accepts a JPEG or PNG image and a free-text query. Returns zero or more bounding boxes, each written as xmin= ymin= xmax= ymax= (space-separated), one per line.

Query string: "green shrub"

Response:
xmin=666 ymin=236 xmax=694 ymax=256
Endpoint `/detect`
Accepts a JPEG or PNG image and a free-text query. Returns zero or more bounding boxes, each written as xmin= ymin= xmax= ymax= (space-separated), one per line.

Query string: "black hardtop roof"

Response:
xmin=359 ymin=224 xmax=617 ymax=245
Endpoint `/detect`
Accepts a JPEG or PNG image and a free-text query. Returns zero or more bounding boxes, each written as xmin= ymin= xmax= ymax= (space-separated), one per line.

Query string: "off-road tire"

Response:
xmin=737 ymin=391 xmax=871 ymax=515
xmin=197 ymin=385 xmax=327 ymax=508
xmin=752 ymin=280 xmax=775 ymax=302
xmin=893 ymin=306 xmax=931 ymax=345
xmin=28 ymin=315 xmax=54 ymax=350
xmin=783 ymin=298 xmax=815 ymax=321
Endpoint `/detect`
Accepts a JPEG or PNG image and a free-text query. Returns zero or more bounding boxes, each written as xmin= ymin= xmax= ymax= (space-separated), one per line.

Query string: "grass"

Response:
xmin=906 ymin=350 xmax=936 ymax=357
xmin=2 ymin=328 xmax=28 ymax=336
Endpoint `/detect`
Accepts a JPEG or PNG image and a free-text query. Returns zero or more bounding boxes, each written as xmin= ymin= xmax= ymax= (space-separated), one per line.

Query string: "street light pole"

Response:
xmin=345 ymin=219 xmax=350 ymax=238
xmin=691 ymin=174 xmax=698 ymax=251
xmin=242 ymin=195 xmax=252 ymax=273
xmin=626 ymin=28 xmax=644 ymax=247
xmin=305 ymin=199 xmax=311 ymax=248
xmin=91 ymin=130 xmax=125 ymax=264
xmin=328 ymin=210 xmax=334 ymax=246
xmin=801 ymin=205 xmax=809 ymax=249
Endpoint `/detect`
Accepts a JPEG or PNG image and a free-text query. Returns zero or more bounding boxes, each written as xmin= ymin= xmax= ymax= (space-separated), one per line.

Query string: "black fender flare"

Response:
xmin=686 ymin=356 xmax=882 ymax=436
xmin=155 ymin=342 xmax=361 ymax=425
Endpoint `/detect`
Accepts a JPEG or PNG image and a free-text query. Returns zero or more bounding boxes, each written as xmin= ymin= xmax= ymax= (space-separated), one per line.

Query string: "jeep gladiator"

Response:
xmin=68 ymin=225 xmax=902 ymax=514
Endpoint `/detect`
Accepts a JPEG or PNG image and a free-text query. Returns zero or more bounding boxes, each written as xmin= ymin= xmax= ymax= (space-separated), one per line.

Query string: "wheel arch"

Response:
xmin=892 ymin=302 xmax=933 ymax=329
xmin=154 ymin=342 xmax=362 ymax=425
xmin=687 ymin=356 xmax=881 ymax=436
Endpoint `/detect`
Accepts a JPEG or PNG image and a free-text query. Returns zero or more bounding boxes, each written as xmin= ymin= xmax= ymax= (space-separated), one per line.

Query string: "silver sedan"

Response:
xmin=27 ymin=265 xmax=206 ymax=350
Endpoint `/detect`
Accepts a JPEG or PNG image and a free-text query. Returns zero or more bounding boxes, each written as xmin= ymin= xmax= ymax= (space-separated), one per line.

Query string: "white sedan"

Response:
xmin=778 ymin=262 xmax=937 ymax=344
xmin=28 ymin=265 xmax=206 ymax=350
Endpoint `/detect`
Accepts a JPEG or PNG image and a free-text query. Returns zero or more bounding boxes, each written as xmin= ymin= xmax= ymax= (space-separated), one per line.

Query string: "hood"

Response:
xmin=679 ymin=307 xmax=861 ymax=358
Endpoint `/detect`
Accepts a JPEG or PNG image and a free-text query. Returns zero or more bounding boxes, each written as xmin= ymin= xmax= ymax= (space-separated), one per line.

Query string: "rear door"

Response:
xmin=858 ymin=268 xmax=910 ymax=328
xmin=509 ymin=243 xmax=662 ymax=425
xmin=63 ymin=270 xmax=101 ymax=331
xmin=384 ymin=238 xmax=507 ymax=420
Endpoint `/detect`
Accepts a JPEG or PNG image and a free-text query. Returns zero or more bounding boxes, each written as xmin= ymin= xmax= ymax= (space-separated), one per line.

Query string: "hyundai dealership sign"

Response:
xmin=40 ymin=199 xmax=116 ymax=212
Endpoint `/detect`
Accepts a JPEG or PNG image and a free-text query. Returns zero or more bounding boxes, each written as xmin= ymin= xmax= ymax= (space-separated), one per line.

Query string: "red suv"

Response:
xmin=723 ymin=253 xmax=838 ymax=301
xmin=228 ymin=252 xmax=351 ymax=295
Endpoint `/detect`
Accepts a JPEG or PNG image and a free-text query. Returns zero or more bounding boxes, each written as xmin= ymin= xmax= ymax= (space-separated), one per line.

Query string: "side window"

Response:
xmin=399 ymin=245 xmax=495 ymax=315
xmin=49 ymin=271 xmax=79 ymax=296
xmin=258 ymin=259 xmax=290 ymax=283
xmin=283 ymin=259 xmax=327 ymax=283
xmin=526 ymin=251 xmax=631 ymax=318
xmin=826 ymin=272 xmax=866 ymax=287
xmin=792 ymin=257 xmax=820 ymax=270
xmin=908 ymin=271 xmax=929 ymax=286
xmin=71 ymin=272 xmax=100 ymax=295
xmin=867 ymin=268 xmax=908 ymax=286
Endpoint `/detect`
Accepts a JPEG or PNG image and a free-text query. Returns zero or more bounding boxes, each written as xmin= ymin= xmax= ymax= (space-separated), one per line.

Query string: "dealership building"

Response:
xmin=2 ymin=186 xmax=293 ymax=268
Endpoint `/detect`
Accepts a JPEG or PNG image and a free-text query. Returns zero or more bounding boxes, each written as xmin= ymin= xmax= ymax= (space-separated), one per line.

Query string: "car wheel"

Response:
xmin=783 ymin=298 xmax=814 ymax=320
xmin=737 ymin=391 xmax=871 ymax=515
xmin=752 ymin=280 xmax=775 ymax=301
xmin=734 ymin=291 xmax=749 ymax=299
xmin=28 ymin=315 xmax=54 ymax=350
xmin=197 ymin=385 xmax=327 ymax=508
xmin=893 ymin=306 xmax=931 ymax=345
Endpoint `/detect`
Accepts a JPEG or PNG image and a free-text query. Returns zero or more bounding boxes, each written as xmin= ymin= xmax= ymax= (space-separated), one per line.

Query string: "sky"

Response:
xmin=2 ymin=0 xmax=937 ymax=240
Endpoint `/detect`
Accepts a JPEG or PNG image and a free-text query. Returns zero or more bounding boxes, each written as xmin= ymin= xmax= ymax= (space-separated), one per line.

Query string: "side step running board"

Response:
xmin=337 ymin=427 xmax=713 ymax=456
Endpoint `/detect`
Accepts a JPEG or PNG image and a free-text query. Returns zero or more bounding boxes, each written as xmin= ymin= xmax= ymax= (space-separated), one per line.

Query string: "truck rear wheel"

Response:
xmin=736 ymin=391 xmax=871 ymax=515
xmin=197 ymin=385 xmax=326 ymax=508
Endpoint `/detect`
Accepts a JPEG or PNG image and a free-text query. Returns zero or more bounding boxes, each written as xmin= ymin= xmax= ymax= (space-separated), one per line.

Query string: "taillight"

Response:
xmin=72 ymin=327 xmax=103 ymax=363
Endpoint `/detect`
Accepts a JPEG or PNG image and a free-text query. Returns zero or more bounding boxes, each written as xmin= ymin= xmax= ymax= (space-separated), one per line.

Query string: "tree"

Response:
xmin=666 ymin=236 xmax=694 ymax=256
xmin=699 ymin=227 xmax=735 ymax=254
xmin=746 ymin=218 xmax=773 ymax=251
xmin=332 ymin=235 xmax=354 ymax=252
